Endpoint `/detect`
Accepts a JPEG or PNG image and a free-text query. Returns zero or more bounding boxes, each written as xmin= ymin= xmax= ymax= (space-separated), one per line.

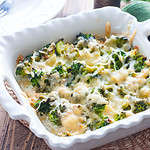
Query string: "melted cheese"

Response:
xmin=15 ymin=34 xmax=150 ymax=136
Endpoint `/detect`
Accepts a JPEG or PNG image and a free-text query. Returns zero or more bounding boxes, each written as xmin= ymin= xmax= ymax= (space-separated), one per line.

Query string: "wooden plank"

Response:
xmin=94 ymin=0 xmax=120 ymax=8
xmin=0 ymin=109 xmax=50 ymax=150
xmin=0 ymin=109 xmax=150 ymax=150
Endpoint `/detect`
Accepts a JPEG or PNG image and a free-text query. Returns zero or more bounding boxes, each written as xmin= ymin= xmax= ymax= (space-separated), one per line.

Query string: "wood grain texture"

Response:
xmin=94 ymin=0 xmax=120 ymax=8
xmin=1 ymin=1 xmax=150 ymax=150
xmin=1 ymin=105 xmax=150 ymax=150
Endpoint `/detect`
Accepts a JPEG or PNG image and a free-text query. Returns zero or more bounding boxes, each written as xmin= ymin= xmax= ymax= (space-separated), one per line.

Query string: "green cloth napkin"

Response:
xmin=122 ymin=0 xmax=150 ymax=22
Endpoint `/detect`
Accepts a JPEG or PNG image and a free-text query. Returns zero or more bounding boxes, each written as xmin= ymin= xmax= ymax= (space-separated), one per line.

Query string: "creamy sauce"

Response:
xmin=15 ymin=33 xmax=150 ymax=136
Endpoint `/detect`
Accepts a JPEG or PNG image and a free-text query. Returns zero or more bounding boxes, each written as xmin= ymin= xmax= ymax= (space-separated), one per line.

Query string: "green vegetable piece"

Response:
xmin=117 ymin=87 xmax=126 ymax=97
xmin=98 ymin=88 xmax=108 ymax=97
xmin=44 ymin=43 xmax=51 ymax=48
xmin=133 ymin=101 xmax=148 ymax=114
xmin=66 ymin=62 xmax=84 ymax=86
xmin=74 ymin=33 xmax=95 ymax=46
xmin=31 ymin=78 xmax=40 ymax=87
xmin=122 ymin=103 xmax=131 ymax=111
xmin=49 ymin=110 xmax=61 ymax=126
xmin=110 ymin=61 xmax=114 ymax=69
xmin=16 ymin=67 xmax=25 ymax=76
xmin=91 ymin=88 xmax=95 ymax=94
xmin=134 ymin=63 xmax=143 ymax=72
xmin=106 ymin=49 xmax=112 ymax=55
xmin=107 ymin=87 xmax=113 ymax=92
xmin=38 ymin=99 xmax=52 ymax=115
xmin=59 ymin=105 xmax=66 ymax=113
xmin=116 ymin=37 xmax=128 ymax=48
xmin=133 ymin=55 xmax=146 ymax=72
xmin=92 ymin=103 xmax=106 ymax=116
xmin=56 ymin=40 xmax=64 ymax=56
xmin=124 ymin=56 xmax=131 ymax=64
xmin=54 ymin=65 xmax=65 ymax=75
xmin=30 ymin=70 xmax=43 ymax=88
xmin=76 ymin=32 xmax=95 ymax=40
xmin=120 ymin=51 xmax=126 ymax=56
xmin=114 ymin=112 xmax=126 ymax=121
xmin=33 ymin=100 xmax=41 ymax=109
xmin=86 ymin=74 xmax=100 ymax=84
xmin=44 ymin=79 xmax=50 ymax=86
xmin=69 ymin=62 xmax=83 ymax=75
xmin=88 ymin=118 xmax=110 ymax=130
xmin=87 ymin=76 xmax=92 ymax=84
xmin=112 ymin=54 xmax=123 ymax=70
xmin=25 ymin=54 xmax=33 ymax=63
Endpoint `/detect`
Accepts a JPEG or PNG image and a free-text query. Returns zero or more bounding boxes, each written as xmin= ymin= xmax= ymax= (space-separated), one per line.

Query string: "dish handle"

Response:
xmin=137 ymin=19 xmax=150 ymax=56
xmin=0 ymin=74 xmax=30 ymax=120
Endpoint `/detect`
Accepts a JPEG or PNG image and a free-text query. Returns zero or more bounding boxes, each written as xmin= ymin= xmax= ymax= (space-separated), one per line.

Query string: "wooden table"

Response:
xmin=1 ymin=1 xmax=150 ymax=150
xmin=1 ymin=104 xmax=150 ymax=150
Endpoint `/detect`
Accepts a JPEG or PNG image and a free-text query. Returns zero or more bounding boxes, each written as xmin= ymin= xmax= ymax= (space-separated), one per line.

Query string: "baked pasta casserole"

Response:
xmin=15 ymin=23 xmax=150 ymax=136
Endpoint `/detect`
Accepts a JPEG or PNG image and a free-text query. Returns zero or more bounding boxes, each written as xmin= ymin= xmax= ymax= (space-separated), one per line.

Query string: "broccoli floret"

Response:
xmin=92 ymin=103 xmax=106 ymax=116
xmin=133 ymin=101 xmax=148 ymax=114
xmin=53 ymin=65 xmax=65 ymax=75
xmin=112 ymin=53 xmax=123 ymax=70
xmin=38 ymin=98 xmax=53 ymax=115
xmin=30 ymin=70 xmax=43 ymax=88
xmin=44 ymin=79 xmax=50 ymax=86
xmin=134 ymin=61 xmax=145 ymax=72
xmin=49 ymin=110 xmax=61 ymax=126
xmin=117 ymin=50 xmax=126 ymax=57
xmin=110 ymin=61 xmax=114 ymax=69
xmin=133 ymin=55 xmax=146 ymax=72
xmin=25 ymin=54 xmax=33 ymax=63
xmin=134 ymin=63 xmax=144 ymax=73
xmin=91 ymin=88 xmax=95 ymax=94
xmin=107 ymin=87 xmax=113 ymax=92
xmin=31 ymin=78 xmax=40 ymax=87
xmin=68 ymin=62 xmax=84 ymax=76
xmin=88 ymin=117 xmax=110 ymax=130
xmin=98 ymin=88 xmax=108 ymax=98
xmin=16 ymin=67 xmax=26 ymax=76
xmin=122 ymin=103 xmax=131 ymax=111
xmin=114 ymin=112 xmax=126 ymax=121
xmin=59 ymin=105 xmax=66 ymax=113
xmin=44 ymin=43 xmax=51 ymax=49
xmin=73 ymin=33 xmax=95 ymax=46
xmin=76 ymin=33 xmax=95 ymax=40
xmin=86 ymin=76 xmax=93 ymax=84
xmin=120 ymin=51 xmax=126 ymax=56
xmin=66 ymin=62 xmax=84 ymax=86
xmin=124 ymin=56 xmax=131 ymax=64
xmin=86 ymin=74 xmax=100 ymax=84
xmin=116 ymin=37 xmax=128 ymax=48
xmin=98 ymin=88 xmax=112 ymax=98
xmin=117 ymin=87 xmax=126 ymax=97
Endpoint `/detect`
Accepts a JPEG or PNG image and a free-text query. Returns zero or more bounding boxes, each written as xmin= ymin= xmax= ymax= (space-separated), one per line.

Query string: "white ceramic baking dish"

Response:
xmin=0 ymin=7 xmax=150 ymax=150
